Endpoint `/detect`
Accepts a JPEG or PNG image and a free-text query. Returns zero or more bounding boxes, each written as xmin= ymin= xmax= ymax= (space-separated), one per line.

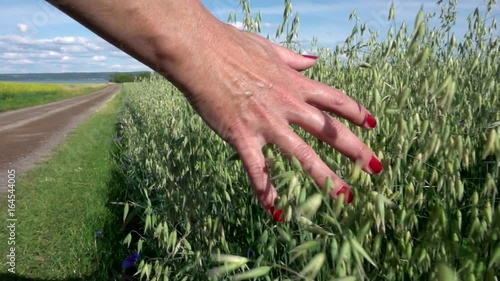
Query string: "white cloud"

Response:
xmin=17 ymin=23 xmax=29 ymax=33
xmin=230 ymin=21 xmax=244 ymax=30
xmin=11 ymin=59 xmax=34 ymax=64
xmin=1 ymin=35 xmax=35 ymax=45
xmin=229 ymin=21 xmax=277 ymax=30
xmin=60 ymin=45 xmax=87 ymax=53
xmin=0 ymin=34 xmax=150 ymax=73
xmin=338 ymin=53 xmax=348 ymax=61
xmin=262 ymin=22 xmax=278 ymax=28
xmin=111 ymin=64 xmax=148 ymax=70
xmin=0 ymin=52 xmax=23 ymax=60
xmin=53 ymin=36 xmax=80 ymax=44
xmin=92 ymin=55 xmax=106 ymax=62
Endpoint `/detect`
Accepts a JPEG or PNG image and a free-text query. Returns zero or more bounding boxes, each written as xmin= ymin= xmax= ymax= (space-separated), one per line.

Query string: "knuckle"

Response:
xmin=292 ymin=143 xmax=316 ymax=167
xmin=228 ymin=126 xmax=247 ymax=144
xmin=331 ymin=91 xmax=347 ymax=106
xmin=353 ymin=143 xmax=368 ymax=159
xmin=322 ymin=116 xmax=340 ymax=138
xmin=245 ymin=162 xmax=266 ymax=177
xmin=276 ymin=89 xmax=297 ymax=107
xmin=328 ymin=119 xmax=348 ymax=138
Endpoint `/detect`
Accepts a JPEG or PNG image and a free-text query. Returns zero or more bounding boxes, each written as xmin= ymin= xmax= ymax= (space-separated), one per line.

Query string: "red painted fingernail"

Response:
xmin=369 ymin=156 xmax=383 ymax=174
xmin=366 ymin=114 xmax=377 ymax=128
xmin=268 ymin=206 xmax=284 ymax=222
xmin=336 ymin=186 xmax=354 ymax=204
xmin=302 ymin=54 xmax=318 ymax=60
xmin=273 ymin=209 xmax=284 ymax=223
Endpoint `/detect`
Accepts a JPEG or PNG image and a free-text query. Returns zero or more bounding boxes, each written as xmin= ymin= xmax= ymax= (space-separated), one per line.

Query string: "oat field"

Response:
xmin=114 ymin=1 xmax=499 ymax=280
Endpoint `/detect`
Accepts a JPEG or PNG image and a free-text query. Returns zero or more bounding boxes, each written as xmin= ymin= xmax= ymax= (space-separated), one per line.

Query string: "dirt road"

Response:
xmin=0 ymin=84 xmax=121 ymax=192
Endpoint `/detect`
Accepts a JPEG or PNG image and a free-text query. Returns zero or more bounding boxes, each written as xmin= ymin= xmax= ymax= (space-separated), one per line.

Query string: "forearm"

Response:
xmin=47 ymin=0 xmax=224 ymax=80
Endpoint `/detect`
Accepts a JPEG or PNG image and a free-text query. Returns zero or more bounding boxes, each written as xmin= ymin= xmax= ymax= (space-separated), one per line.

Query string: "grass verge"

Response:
xmin=0 ymin=82 xmax=109 ymax=112
xmin=0 ymin=90 xmax=129 ymax=280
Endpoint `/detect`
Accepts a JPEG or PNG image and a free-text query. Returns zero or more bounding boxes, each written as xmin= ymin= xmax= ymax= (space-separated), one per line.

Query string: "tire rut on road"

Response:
xmin=0 ymin=84 xmax=121 ymax=192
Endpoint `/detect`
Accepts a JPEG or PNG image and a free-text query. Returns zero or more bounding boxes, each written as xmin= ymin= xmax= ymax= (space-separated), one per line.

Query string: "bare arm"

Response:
xmin=48 ymin=0 xmax=383 ymax=221
xmin=47 ymin=0 xmax=224 ymax=89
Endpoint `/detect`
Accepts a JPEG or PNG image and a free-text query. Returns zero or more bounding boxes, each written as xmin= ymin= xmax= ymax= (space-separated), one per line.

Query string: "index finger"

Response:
xmin=300 ymin=77 xmax=377 ymax=129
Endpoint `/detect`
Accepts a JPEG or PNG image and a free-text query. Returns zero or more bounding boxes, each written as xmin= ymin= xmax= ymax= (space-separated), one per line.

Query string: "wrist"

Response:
xmin=155 ymin=21 xmax=237 ymax=107
xmin=152 ymin=2 xmax=226 ymax=77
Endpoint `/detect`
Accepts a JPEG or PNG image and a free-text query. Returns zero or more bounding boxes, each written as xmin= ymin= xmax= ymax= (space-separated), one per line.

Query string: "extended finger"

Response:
xmin=245 ymin=32 xmax=316 ymax=71
xmin=271 ymin=130 xmax=354 ymax=203
xmin=300 ymin=79 xmax=377 ymax=129
xmin=269 ymin=42 xmax=318 ymax=71
xmin=236 ymin=139 xmax=284 ymax=222
xmin=288 ymin=104 xmax=383 ymax=175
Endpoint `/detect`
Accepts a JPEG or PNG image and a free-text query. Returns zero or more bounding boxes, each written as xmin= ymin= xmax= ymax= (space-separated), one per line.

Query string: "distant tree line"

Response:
xmin=109 ymin=72 xmax=153 ymax=83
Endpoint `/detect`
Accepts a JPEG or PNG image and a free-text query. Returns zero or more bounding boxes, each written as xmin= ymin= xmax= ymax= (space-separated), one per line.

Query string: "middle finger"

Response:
xmin=287 ymin=104 xmax=383 ymax=175
xmin=298 ymin=77 xmax=377 ymax=129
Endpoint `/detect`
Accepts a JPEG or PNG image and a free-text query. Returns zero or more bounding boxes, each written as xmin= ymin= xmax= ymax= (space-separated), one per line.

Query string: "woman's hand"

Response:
xmin=166 ymin=24 xmax=383 ymax=219
xmin=47 ymin=0 xmax=383 ymax=221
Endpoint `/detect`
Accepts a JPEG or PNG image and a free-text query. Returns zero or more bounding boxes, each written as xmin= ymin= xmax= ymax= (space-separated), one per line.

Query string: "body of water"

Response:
xmin=0 ymin=79 xmax=110 ymax=84
xmin=0 ymin=72 xmax=132 ymax=84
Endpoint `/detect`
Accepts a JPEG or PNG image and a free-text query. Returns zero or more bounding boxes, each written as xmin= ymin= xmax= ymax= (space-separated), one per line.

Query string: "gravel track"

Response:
xmin=0 ymin=84 xmax=121 ymax=192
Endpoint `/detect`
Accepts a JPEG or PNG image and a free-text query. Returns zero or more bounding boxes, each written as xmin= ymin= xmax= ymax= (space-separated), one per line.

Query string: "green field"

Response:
xmin=0 ymin=92 xmax=127 ymax=280
xmin=112 ymin=2 xmax=499 ymax=280
xmin=0 ymin=82 xmax=108 ymax=112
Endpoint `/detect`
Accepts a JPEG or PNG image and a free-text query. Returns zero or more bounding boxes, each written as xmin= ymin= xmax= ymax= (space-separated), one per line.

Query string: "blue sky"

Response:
xmin=0 ymin=0 xmax=497 ymax=73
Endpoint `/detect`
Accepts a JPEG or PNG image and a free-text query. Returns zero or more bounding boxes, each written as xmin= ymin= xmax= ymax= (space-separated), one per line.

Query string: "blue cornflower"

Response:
xmin=246 ymin=248 xmax=254 ymax=259
xmin=459 ymin=120 xmax=466 ymax=127
xmin=122 ymin=251 xmax=141 ymax=269
xmin=95 ymin=230 xmax=103 ymax=237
